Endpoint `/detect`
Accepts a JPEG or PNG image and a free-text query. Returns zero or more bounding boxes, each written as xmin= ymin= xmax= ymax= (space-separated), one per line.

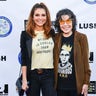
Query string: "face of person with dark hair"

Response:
xmin=59 ymin=15 xmax=73 ymax=37
xmin=33 ymin=8 xmax=47 ymax=30
xmin=60 ymin=49 xmax=70 ymax=64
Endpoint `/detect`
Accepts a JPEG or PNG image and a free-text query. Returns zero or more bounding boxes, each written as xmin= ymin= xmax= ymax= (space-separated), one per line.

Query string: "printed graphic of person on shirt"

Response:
xmin=58 ymin=44 xmax=72 ymax=77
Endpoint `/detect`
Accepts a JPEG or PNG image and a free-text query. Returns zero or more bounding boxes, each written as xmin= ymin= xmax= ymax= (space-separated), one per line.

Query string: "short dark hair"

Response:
xmin=55 ymin=8 xmax=77 ymax=33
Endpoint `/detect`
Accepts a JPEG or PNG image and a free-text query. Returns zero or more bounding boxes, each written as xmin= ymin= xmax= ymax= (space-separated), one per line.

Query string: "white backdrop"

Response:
xmin=0 ymin=0 xmax=96 ymax=96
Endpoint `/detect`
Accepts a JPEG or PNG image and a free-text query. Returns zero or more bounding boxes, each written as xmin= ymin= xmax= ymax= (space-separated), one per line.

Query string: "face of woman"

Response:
xmin=59 ymin=15 xmax=73 ymax=37
xmin=33 ymin=8 xmax=47 ymax=29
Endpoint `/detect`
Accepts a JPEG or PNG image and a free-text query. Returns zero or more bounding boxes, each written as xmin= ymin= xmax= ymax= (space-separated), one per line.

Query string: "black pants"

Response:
xmin=57 ymin=89 xmax=83 ymax=96
xmin=27 ymin=69 xmax=57 ymax=96
xmin=18 ymin=89 xmax=29 ymax=96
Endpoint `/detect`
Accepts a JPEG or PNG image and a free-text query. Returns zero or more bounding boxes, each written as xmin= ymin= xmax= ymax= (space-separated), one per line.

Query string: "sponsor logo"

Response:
xmin=0 ymin=84 xmax=8 ymax=96
xmin=89 ymin=52 xmax=94 ymax=63
xmin=88 ymin=81 xmax=96 ymax=94
xmin=0 ymin=16 xmax=12 ymax=37
xmin=79 ymin=23 xmax=96 ymax=29
xmin=0 ymin=0 xmax=6 ymax=1
xmin=84 ymin=0 xmax=96 ymax=4
xmin=0 ymin=55 xmax=6 ymax=61
xmin=24 ymin=20 xmax=27 ymax=30
xmin=18 ymin=52 xmax=21 ymax=64
xmin=51 ymin=21 xmax=56 ymax=31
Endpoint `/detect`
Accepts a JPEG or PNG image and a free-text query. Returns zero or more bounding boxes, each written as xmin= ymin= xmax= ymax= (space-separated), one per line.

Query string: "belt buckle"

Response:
xmin=37 ymin=69 xmax=43 ymax=74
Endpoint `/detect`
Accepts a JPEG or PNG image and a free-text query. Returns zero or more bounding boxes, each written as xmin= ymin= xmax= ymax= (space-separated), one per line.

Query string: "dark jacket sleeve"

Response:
xmin=20 ymin=31 xmax=27 ymax=66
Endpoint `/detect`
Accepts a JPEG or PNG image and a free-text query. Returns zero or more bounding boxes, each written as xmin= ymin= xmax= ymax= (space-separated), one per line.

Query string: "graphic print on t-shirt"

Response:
xmin=58 ymin=44 xmax=72 ymax=77
xmin=31 ymin=31 xmax=54 ymax=70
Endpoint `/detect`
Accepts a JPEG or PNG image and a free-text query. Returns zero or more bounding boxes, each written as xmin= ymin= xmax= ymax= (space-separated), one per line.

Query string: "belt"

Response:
xmin=58 ymin=73 xmax=68 ymax=78
xmin=36 ymin=69 xmax=43 ymax=74
xmin=35 ymin=69 xmax=53 ymax=74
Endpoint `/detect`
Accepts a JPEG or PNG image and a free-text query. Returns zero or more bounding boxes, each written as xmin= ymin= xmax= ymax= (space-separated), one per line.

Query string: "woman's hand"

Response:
xmin=81 ymin=84 xmax=88 ymax=96
xmin=22 ymin=81 xmax=29 ymax=91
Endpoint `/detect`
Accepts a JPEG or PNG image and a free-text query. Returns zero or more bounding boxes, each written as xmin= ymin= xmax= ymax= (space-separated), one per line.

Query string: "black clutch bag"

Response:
xmin=16 ymin=75 xmax=22 ymax=92
xmin=16 ymin=67 xmax=23 ymax=94
xmin=16 ymin=67 xmax=29 ymax=96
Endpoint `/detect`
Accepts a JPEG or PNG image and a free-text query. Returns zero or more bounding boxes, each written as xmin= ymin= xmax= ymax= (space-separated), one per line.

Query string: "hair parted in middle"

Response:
xmin=26 ymin=2 xmax=52 ymax=38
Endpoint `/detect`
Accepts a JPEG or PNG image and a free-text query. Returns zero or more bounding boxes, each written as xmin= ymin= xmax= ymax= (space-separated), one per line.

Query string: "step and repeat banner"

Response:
xmin=0 ymin=0 xmax=96 ymax=96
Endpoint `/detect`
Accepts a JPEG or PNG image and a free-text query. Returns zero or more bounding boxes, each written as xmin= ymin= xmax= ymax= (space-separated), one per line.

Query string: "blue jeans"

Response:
xmin=27 ymin=69 xmax=57 ymax=96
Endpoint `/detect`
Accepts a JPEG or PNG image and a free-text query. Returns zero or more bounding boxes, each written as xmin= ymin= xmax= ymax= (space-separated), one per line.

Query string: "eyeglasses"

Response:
xmin=59 ymin=19 xmax=72 ymax=25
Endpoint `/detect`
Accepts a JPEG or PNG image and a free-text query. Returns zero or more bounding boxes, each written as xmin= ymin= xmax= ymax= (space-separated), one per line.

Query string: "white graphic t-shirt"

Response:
xmin=31 ymin=31 xmax=54 ymax=70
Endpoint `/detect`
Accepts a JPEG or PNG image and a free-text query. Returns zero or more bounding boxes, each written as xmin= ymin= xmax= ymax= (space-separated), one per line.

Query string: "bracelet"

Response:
xmin=22 ymin=80 xmax=27 ymax=83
